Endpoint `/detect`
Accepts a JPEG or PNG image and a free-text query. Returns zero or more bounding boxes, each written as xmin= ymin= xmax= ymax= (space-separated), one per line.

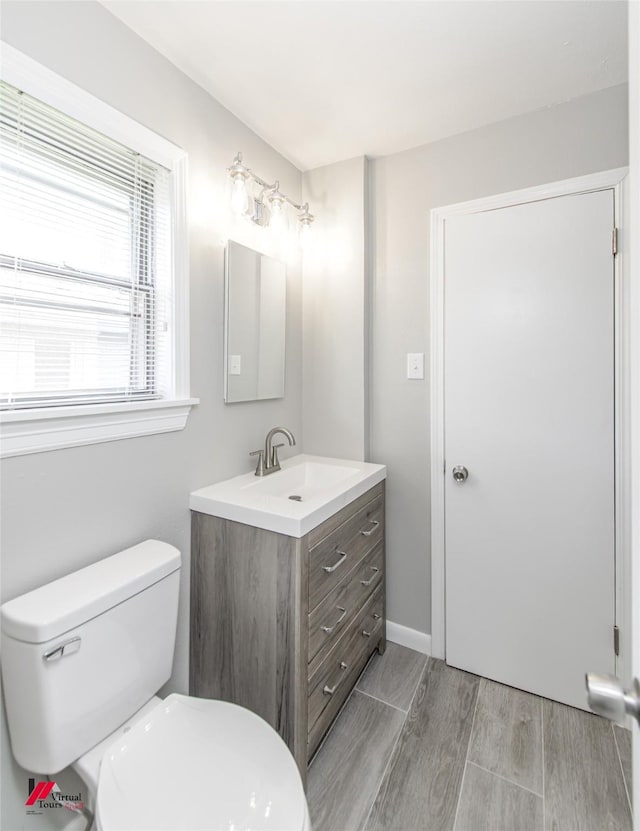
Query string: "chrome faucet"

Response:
xmin=250 ymin=427 xmax=296 ymax=476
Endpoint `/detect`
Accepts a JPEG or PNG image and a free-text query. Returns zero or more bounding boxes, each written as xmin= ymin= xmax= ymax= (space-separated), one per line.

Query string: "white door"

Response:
xmin=444 ymin=189 xmax=616 ymax=710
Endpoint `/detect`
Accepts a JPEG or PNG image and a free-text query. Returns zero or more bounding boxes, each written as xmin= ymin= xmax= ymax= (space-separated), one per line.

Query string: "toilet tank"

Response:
xmin=1 ymin=540 xmax=181 ymax=774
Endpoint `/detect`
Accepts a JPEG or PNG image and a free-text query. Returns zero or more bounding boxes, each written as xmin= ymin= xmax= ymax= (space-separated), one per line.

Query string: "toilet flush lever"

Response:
xmin=43 ymin=636 xmax=81 ymax=662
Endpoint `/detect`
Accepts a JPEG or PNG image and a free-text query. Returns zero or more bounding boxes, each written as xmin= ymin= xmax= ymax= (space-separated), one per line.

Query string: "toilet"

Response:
xmin=1 ymin=540 xmax=311 ymax=831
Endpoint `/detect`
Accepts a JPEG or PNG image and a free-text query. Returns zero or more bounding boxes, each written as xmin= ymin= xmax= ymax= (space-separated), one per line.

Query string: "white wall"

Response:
xmin=370 ymin=83 xmax=629 ymax=636
xmin=0 ymin=3 xmax=303 ymax=829
xmin=301 ymin=156 xmax=369 ymax=461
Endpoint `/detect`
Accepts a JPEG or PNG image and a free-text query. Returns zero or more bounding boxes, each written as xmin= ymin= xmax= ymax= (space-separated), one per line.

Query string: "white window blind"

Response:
xmin=0 ymin=80 xmax=173 ymax=410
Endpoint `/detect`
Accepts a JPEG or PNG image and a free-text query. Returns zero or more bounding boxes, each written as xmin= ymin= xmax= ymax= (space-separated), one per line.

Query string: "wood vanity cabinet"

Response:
xmin=189 ymin=481 xmax=386 ymax=782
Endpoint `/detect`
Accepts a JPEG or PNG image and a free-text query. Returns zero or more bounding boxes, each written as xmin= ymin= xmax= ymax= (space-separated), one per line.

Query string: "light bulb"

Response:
xmin=269 ymin=198 xmax=288 ymax=238
xmin=231 ymin=175 xmax=250 ymax=216
xmin=298 ymin=205 xmax=314 ymax=250
xmin=299 ymin=219 xmax=312 ymax=250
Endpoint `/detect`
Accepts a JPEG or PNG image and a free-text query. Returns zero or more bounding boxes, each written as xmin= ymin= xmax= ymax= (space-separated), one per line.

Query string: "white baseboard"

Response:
xmin=386 ymin=620 xmax=432 ymax=655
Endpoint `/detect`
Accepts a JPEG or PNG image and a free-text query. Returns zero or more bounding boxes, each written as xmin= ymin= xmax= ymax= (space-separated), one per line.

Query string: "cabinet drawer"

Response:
xmin=308 ymin=541 xmax=384 ymax=674
xmin=308 ymin=493 xmax=384 ymax=612
xmin=307 ymin=589 xmax=384 ymax=757
xmin=308 ymin=482 xmax=384 ymax=549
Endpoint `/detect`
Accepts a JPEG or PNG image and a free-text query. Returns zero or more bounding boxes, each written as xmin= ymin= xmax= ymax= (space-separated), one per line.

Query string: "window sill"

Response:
xmin=0 ymin=398 xmax=199 ymax=458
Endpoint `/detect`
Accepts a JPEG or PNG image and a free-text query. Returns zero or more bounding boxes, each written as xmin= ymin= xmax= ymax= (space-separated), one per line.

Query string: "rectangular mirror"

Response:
xmin=224 ymin=240 xmax=286 ymax=403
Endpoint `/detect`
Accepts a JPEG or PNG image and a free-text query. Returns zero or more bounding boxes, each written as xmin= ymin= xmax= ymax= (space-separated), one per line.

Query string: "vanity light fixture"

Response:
xmin=297 ymin=203 xmax=314 ymax=250
xmin=227 ymin=152 xmax=315 ymax=244
xmin=228 ymin=153 xmax=251 ymax=216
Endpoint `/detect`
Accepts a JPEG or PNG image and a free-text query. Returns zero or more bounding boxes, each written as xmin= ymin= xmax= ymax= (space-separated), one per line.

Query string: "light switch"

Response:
xmin=407 ymin=352 xmax=424 ymax=380
xmin=229 ymin=355 xmax=242 ymax=375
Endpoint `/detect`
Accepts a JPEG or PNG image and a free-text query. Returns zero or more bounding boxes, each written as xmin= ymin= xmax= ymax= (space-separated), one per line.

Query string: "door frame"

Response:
xmin=628 ymin=4 xmax=640 ymax=815
xmin=429 ymin=167 xmax=631 ymax=685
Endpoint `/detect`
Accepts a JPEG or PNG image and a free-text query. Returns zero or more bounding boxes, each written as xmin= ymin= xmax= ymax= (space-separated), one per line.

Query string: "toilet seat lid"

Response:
xmin=96 ymin=694 xmax=308 ymax=831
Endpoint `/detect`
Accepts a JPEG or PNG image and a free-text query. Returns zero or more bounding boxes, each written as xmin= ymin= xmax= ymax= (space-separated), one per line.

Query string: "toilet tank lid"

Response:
xmin=1 ymin=540 xmax=181 ymax=644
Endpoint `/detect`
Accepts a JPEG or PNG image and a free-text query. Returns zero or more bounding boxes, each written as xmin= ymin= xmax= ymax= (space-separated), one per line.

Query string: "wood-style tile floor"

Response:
xmin=308 ymin=644 xmax=633 ymax=831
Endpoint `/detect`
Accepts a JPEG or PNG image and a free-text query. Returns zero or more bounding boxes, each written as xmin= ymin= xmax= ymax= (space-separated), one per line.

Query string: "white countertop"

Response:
xmin=189 ymin=454 xmax=386 ymax=538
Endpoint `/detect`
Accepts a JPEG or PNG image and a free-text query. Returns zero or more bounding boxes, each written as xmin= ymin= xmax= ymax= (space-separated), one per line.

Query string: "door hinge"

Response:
xmin=614 ymin=625 xmax=620 ymax=656
xmin=612 ymin=227 xmax=618 ymax=256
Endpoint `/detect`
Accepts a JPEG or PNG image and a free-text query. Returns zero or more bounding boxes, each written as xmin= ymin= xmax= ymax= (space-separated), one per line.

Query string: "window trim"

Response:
xmin=0 ymin=43 xmax=197 ymax=457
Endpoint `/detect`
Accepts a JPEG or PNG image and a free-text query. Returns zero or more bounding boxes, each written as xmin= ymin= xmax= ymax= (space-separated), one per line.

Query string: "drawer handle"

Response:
xmin=323 ymin=662 xmax=348 ymax=695
xmin=323 ymin=550 xmax=347 ymax=573
xmin=321 ymin=606 xmax=347 ymax=634
xmin=360 ymin=519 xmax=380 ymax=537
xmin=363 ymin=612 xmax=383 ymax=636
xmin=360 ymin=566 xmax=380 ymax=587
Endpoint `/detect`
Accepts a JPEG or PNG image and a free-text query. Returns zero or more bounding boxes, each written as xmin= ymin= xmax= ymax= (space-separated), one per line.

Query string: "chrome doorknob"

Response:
xmin=452 ymin=466 xmax=469 ymax=483
xmin=585 ymin=672 xmax=640 ymax=724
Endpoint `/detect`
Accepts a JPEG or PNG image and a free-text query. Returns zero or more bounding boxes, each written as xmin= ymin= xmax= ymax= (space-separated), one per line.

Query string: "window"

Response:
xmin=0 ymin=46 xmax=195 ymax=457
xmin=0 ymin=80 xmax=172 ymax=408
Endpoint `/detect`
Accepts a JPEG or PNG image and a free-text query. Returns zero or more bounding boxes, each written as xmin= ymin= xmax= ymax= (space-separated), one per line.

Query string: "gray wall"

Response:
xmin=0 ymin=2 xmax=630 ymax=827
xmin=302 ymin=156 xmax=369 ymax=460
xmin=369 ymin=83 xmax=629 ymax=635
xmin=0 ymin=3 xmax=303 ymax=829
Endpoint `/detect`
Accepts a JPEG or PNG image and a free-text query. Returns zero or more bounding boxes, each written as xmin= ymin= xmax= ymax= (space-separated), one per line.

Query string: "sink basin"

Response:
xmin=240 ymin=461 xmax=359 ymax=498
xmin=190 ymin=454 xmax=386 ymax=537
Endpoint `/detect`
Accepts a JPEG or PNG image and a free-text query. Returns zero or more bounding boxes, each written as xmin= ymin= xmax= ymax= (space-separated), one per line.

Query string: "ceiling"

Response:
xmin=102 ymin=1 xmax=628 ymax=171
